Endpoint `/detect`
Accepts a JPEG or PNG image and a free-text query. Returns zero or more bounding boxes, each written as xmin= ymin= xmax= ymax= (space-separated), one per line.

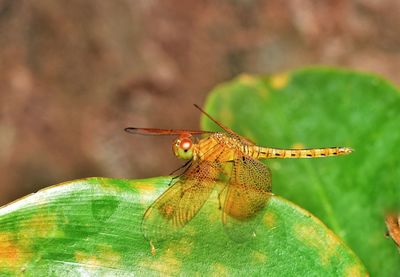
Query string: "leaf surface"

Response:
xmin=0 ymin=177 xmax=366 ymax=276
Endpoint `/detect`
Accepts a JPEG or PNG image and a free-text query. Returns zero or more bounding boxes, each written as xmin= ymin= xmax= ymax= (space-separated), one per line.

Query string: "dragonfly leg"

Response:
xmin=167 ymin=160 xmax=193 ymax=186
xmin=168 ymin=159 xmax=192 ymax=176
xmin=167 ymin=175 xmax=180 ymax=186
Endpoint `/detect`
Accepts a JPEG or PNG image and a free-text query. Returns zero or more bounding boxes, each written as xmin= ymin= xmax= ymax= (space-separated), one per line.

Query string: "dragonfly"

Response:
xmin=125 ymin=105 xmax=352 ymax=251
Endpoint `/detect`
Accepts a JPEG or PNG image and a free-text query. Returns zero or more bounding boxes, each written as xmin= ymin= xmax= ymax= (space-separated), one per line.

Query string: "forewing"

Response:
xmin=125 ymin=127 xmax=213 ymax=136
xmin=222 ymin=155 xmax=272 ymax=242
xmin=142 ymin=160 xmax=220 ymax=242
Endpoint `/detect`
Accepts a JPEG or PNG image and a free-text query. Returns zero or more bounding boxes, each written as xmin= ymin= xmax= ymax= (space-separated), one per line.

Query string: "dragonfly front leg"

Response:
xmin=169 ymin=159 xmax=192 ymax=176
xmin=168 ymin=160 xmax=193 ymax=186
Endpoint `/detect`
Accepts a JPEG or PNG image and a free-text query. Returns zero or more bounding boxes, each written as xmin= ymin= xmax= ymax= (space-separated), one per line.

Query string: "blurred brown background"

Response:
xmin=1 ymin=0 xmax=400 ymax=205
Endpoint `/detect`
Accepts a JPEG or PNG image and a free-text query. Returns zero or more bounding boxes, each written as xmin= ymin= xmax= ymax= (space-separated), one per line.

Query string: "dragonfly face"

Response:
xmin=172 ymin=133 xmax=195 ymax=160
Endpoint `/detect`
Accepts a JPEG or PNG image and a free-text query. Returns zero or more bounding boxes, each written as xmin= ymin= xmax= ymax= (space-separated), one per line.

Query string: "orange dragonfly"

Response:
xmin=125 ymin=105 xmax=352 ymax=249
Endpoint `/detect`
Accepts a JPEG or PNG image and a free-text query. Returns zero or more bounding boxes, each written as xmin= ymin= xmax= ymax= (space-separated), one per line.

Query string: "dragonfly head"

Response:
xmin=172 ymin=133 xmax=194 ymax=160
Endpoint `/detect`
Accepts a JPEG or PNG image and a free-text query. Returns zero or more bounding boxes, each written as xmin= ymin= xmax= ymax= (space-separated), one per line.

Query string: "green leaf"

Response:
xmin=202 ymin=67 xmax=400 ymax=276
xmin=0 ymin=177 xmax=366 ymax=276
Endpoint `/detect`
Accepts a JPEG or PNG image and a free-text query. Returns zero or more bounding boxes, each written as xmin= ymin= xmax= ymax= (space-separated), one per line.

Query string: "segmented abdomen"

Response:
xmin=253 ymin=146 xmax=353 ymax=159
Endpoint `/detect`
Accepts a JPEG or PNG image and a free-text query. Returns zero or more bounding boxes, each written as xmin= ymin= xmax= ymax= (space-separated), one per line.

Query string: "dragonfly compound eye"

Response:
xmin=180 ymin=138 xmax=192 ymax=151
xmin=172 ymin=137 xmax=193 ymax=160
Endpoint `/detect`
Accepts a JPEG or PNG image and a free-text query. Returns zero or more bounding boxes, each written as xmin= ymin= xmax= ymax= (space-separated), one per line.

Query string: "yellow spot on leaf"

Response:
xmin=263 ymin=212 xmax=277 ymax=229
xmin=238 ymin=74 xmax=269 ymax=98
xmin=238 ymin=74 xmax=257 ymax=86
xmin=75 ymin=251 xmax=102 ymax=267
xmin=0 ymin=233 xmax=30 ymax=270
xmin=271 ymin=73 xmax=289 ymax=89
xmin=20 ymin=213 xmax=59 ymax=239
xmin=75 ymin=246 xmax=121 ymax=267
xmin=136 ymin=184 xmax=156 ymax=192
xmin=211 ymin=263 xmax=229 ymax=277
xmin=344 ymin=264 xmax=367 ymax=277
xmin=99 ymin=245 xmax=121 ymax=264
xmin=251 ymin=250 xmax=267 ymax=263
xmin=137 ymin=183 xmax=158 ymax=206
xmin=294 ymin=224 xmax=339 ymax=266
xmin=169 ymin=238 xmax=193 ymax=256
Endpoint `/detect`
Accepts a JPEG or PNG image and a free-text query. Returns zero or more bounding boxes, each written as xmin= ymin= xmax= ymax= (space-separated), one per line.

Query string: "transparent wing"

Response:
xmin=142 ymin=160 xmax=221 ymax=243
xmin=221 ymin=155 xmax=272 ymax=242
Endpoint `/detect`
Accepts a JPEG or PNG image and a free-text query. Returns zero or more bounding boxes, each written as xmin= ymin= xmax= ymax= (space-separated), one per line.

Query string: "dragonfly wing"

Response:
xmin=221 ymin=155 xmax=272 ymax=242
xmin=142 ymin=161 xmax=220 ymax=243
xmin=125 ymin=127 xmax=213 ymax=136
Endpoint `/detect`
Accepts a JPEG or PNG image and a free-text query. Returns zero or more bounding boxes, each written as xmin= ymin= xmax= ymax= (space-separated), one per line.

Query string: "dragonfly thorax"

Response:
xmin=172 ymin=133 xmax=195 ymax=160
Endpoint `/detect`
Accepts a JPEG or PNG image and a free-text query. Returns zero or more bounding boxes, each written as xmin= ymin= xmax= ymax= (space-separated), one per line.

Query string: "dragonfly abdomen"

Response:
xmin=255 ymin=146 xmax=353 ymax=159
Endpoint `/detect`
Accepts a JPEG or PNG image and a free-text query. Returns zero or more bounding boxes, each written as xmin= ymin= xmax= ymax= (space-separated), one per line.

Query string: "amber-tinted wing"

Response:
xmin=221 ymin=155 xmax=272 ymax=242
xmin=142 ymin=160 xmax=221 ymax=243
xmin=125 ymin=127 xmax=213 ymax=136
